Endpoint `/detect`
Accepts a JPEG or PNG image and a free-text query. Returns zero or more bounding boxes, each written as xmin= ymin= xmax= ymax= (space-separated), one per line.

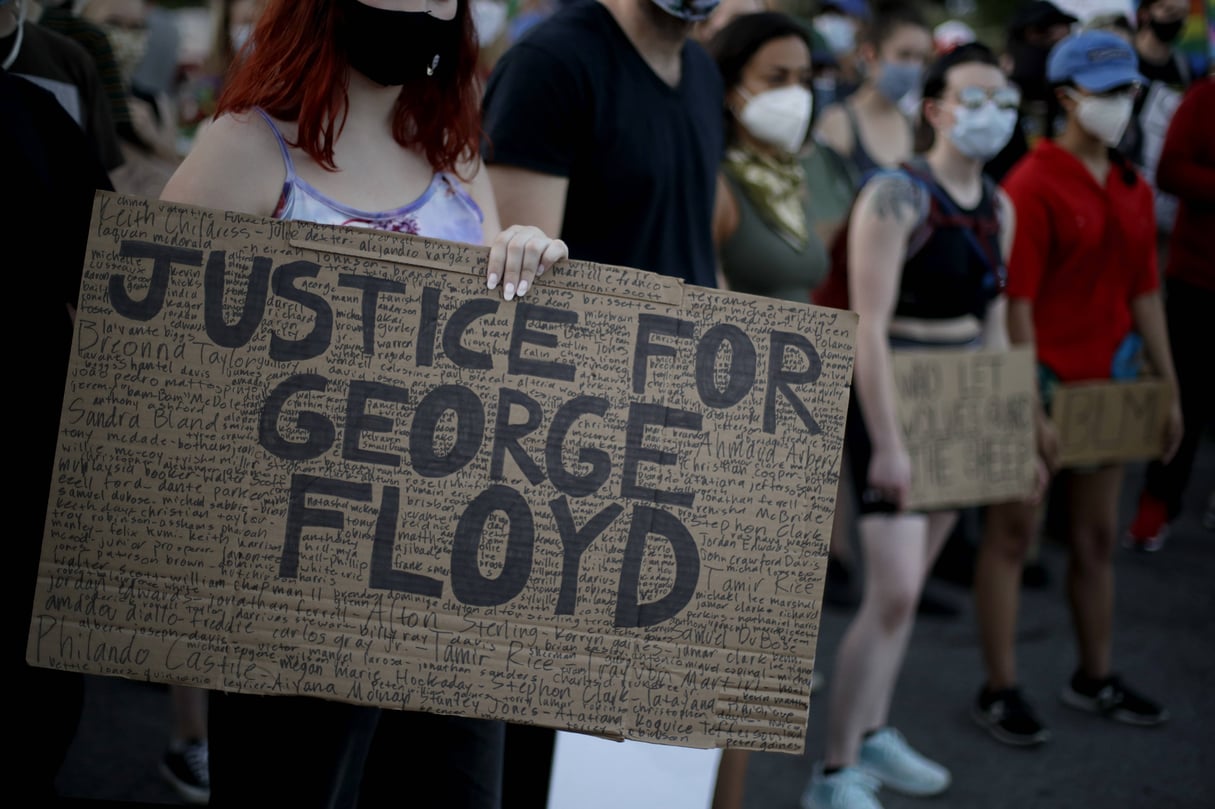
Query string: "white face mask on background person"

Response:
xmin=737 ymin=85 xmax=814 ymax=155
xmin=813 ymin=13 xmax=856 ymax=56
xmin=1067 ymin=89 xmax=1135 ymax=147
xmin=948 ymin=102 xmax=1018 ymax=160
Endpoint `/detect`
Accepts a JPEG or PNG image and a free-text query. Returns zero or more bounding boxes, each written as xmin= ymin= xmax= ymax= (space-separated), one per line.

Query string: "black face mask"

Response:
xmin=335 ymin=0 xmax=461 ymax=87
xmin=1149 ymin=17 xmax=1184 ymax=44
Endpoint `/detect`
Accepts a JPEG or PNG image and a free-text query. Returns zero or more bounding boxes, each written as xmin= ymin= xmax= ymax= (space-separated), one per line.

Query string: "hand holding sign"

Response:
xmin=486 ymin=224 xmax=568 ymax=301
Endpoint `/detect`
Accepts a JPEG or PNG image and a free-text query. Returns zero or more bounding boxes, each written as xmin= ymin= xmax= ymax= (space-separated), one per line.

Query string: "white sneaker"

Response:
xmin=857 ymin=727 xmax=951 ymax=797
xmin=801 ymin=764 xmax=883 ymax=809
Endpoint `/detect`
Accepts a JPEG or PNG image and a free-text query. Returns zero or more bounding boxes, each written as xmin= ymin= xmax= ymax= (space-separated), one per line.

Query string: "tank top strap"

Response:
xmin=253 ymin=107 xmax=298 ymax=184
xmin=842 ymin=102 xmax=880 ymax=177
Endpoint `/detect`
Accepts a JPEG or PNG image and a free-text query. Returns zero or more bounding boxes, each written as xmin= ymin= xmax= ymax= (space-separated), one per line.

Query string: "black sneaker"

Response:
xmin=971 ymin=686 xmax=1051 ymax=746
xmin=160 ymin=739 xmax=211 ymax=805
xmin=1060 ymin=672 xmax=1170 ymax=726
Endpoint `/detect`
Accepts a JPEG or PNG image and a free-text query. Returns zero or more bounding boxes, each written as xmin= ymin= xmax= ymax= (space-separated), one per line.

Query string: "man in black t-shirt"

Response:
xmin=481 ymin=0 xmax=725 ymax=289
xmin=2 ymin=65 xmax=114 ymax=802
xmin=480 ymin=3 xmax=725 ymax=802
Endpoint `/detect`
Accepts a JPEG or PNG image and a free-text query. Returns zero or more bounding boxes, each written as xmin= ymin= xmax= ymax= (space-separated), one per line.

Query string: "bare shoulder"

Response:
xmin=856 ymin=171 xmax=927 ymax=227
xmin=160 ymin=110 xmax=286 ymax=216
xmin=813 ymin=104 xmax=852 ymax=156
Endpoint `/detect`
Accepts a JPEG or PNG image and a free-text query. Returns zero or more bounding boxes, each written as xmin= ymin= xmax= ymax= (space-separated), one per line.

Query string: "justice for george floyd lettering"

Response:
xmin=31 ymin=193 xmax=856 ymax=751
xmin=104 ymin=249 xmax=824 ymax=627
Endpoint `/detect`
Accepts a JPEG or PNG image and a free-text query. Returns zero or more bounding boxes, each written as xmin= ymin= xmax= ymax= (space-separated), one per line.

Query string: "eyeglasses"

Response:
xmin=952 ymin=86 xmax=1022 ymax=110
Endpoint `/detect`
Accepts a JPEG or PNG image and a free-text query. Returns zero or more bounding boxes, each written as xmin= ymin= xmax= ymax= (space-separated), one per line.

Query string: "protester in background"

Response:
xmin=709 ymin=8 xmax=861 ymax=612
xmin=973 ymin=29 xmax=1180 ymax=749
xmin=985 ymin=0 xmax=1077 ymax=182
xmin=175 ymin=0 xmax=265 ymax=154
xmin=705 ymin=12 xmax=857 ymax=805
xmin=480 ymin=0 xmax=725 ymax=804
xmin=1124 ymin=72 xmax=1215 ymax=550
xmin=160 ymin=2 xmax=567 ymax=807
xmin=1122 ymin=0 xmax=1193 ymax=271
xmin=2 ymin=0 xmax=125 ymax=173
xmin=811 ymin=0 xmax=867 ymax=99
xmin=129 ymin=0 xmax=180 ymax=109
xmin=32 ymin=0 xmax=135 ymax=146
xmin=812 ymin=0 xmax=932 ymax=179
xmin=803 ymin=41 xmax=1020 ymax=809
xmin=78 ymin=0 xmax=180 ymax=195
xmin=3 ymin=53 xmax=115 ymax=802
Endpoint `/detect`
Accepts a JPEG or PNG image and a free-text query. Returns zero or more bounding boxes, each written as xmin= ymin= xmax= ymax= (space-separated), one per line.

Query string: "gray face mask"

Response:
xmin=875 ymin=61 xmax=922 ymax=103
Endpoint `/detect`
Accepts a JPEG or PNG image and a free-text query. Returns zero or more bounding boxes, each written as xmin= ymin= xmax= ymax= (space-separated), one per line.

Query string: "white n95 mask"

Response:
xmin=738 ymin=85 xmax=814 ymax=155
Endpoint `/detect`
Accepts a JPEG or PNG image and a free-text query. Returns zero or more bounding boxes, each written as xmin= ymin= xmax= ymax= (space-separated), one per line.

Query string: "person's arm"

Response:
xmin=1155 ymin=82 xmax=1215 ymax=205
xmin=711 ymin=172 xmax=739 ymax=250
xmin=481 ymin=42 xmax=580 ymax=239
xmin=982 ymin=189 xmax=1017 ymax=351
xmin=1131 ymin=290 xmax=1183 ymax=463
xmin=159 ymin=111 xmax=285 ymax=216
xmin=847 ymin=173 xmax=921 ymax=509
xmin=486 ymin=165 xmax=570 ymax=238
xmin=1000 ymin=174 xmax=1059 ymax=471
xmin=467 ymin=158 xmax=568 ymax=300
xmin=1126 ymin=183 xmax=1183 ymax=462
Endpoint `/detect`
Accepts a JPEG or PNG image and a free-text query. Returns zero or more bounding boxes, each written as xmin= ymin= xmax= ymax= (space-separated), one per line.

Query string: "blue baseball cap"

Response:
xmin=820 ymin=0 xmax=869 ymax=18
xmin=1047 ymin=29 xmax=1146 ymax=92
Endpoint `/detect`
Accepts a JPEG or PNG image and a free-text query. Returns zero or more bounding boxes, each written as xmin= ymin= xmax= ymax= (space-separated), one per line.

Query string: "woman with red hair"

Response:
xmin=161 ymin=2 xmax=566 ymax=807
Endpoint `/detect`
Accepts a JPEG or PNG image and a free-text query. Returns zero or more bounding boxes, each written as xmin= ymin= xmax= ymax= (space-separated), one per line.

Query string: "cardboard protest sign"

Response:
xmin=891 ymin=347 xmax=1037 ymax=511
xmin=30 ymin=192 xmax=857 ymax=753
xmin=1052 ymin=379 xmax=1173 ymax=468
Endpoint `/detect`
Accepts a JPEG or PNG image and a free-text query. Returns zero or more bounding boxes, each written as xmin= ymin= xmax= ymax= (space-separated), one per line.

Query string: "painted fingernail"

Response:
xmin=504 ymin=282 xmax=515 ymax=301
xmin=487 ymin=273 xmax=499 ymax=290
xmin=517 ymin=279 xmax=529 ymax=297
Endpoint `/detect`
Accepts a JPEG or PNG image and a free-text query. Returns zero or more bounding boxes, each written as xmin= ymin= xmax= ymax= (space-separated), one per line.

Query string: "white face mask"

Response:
xmin=738 ymin=85 xmax=813 ymax=155
xmin=1068 ymin=90 xmax=1134 ymax=147
xmin=814 ymin=13 xmax=856 ymax=56
xmin=948 ymin=102 xmax=1018 ymax=161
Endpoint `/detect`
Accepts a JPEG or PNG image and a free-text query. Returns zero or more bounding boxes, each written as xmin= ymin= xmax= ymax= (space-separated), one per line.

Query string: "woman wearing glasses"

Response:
xmin=803 ymin=41 xmax=1020 ymax=809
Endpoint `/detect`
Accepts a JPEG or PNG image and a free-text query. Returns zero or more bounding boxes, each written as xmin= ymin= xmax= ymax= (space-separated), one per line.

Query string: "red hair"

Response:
xmin=216 ymin=0 xmax=483 ymax=178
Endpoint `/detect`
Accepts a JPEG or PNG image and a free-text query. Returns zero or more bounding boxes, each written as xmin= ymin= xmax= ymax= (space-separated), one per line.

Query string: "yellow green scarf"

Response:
xmin=722 ymin=146 xmax=809 ymax=251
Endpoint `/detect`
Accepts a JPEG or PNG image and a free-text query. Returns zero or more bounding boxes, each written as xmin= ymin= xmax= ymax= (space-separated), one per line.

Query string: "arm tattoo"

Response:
xmin=869 ymin=177 xmax=922 ymax=223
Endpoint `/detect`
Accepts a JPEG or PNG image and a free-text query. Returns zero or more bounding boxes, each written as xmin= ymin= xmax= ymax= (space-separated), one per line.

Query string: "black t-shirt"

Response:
xmin=2 ymin=22 xmax=124 ymax=171
xmin=480 ymin=1 xmax=725 ymax=288
xmin=2 ymin=68 xmax=113 ymax=655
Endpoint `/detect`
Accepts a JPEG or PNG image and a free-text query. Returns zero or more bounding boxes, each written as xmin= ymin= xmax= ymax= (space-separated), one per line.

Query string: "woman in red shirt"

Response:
xmin=973 ymin=29 xmax=1183 ymax=748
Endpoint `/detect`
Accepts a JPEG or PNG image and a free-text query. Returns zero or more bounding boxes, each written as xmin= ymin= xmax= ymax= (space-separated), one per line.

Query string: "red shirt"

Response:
xmin=1157 ymin=76 xmax=1215 ymax=293
xmin=1002 ymin=139 xmax=1159 ymax=382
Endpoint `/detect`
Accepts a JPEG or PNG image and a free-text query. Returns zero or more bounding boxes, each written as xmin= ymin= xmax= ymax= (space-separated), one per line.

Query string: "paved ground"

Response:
xmin=52 ymin=434 xmax=1215 ymax=808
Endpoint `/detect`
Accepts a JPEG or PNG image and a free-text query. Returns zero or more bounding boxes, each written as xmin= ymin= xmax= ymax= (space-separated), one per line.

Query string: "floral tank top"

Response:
xmin=255 ymin=108 xmax=484 ymax=243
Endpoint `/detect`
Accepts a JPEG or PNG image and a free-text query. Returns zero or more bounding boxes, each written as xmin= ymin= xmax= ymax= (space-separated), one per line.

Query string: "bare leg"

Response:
xmin=822 ymin=511 xmax=952 ymax=767
xmin=711 ymin=749 xmax=749 ymax=809
xmin=974 ymin=500 xmax=1041 ymax=689
xmin=1065 ymin=465 xmax=1124 ymax=679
